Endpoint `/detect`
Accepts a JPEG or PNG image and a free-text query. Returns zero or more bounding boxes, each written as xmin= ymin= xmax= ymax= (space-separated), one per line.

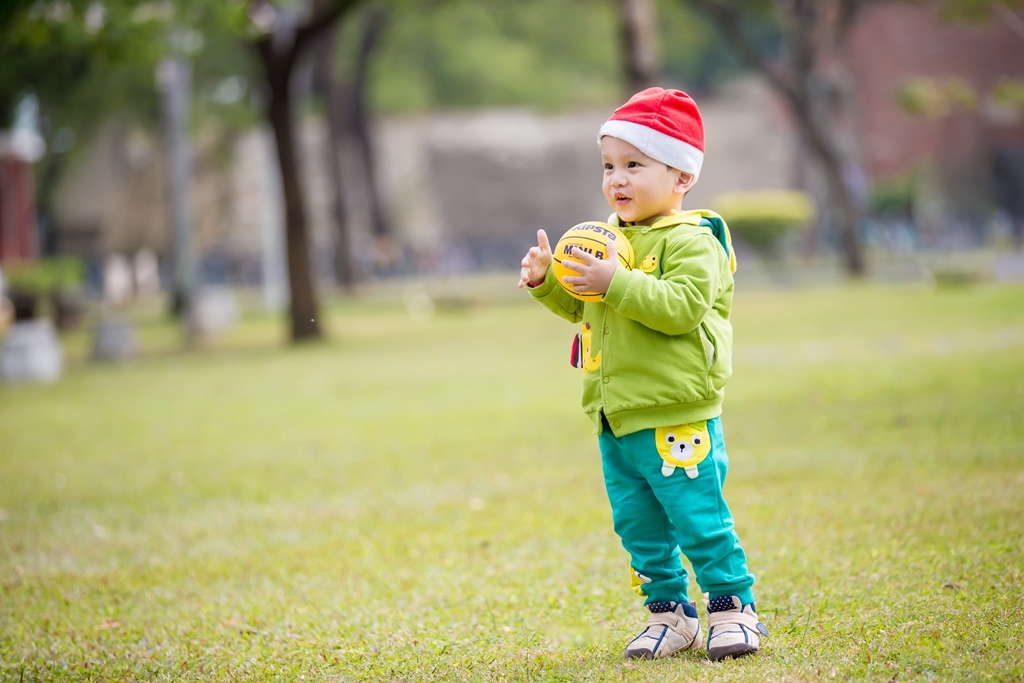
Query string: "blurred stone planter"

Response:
xmin=0 ymin=319 xmax=63 ymax=383
xmin=91 ymin=317 xmax=136 ymax=361
xmin=187 ymin=286 xmax=239 ymax=340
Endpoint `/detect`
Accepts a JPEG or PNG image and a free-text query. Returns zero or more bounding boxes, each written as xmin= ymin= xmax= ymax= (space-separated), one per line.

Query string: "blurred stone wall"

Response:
xmin=372 ymin=76 xmax=794 ymax=272
xmin=50 ymin=76 xmax=794 ymax=281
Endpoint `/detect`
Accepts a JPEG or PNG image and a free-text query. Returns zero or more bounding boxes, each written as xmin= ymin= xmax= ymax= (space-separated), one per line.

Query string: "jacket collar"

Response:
xmin=608 ymin=209 xmax=737 ymax=274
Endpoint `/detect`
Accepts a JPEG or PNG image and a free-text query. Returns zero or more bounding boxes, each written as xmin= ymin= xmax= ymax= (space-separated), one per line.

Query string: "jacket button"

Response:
xmin=603 ymin=376 xmax=610 ymax=384
xmin=613 ymin=420 xmax=621 ymax=428
xmin=604 ymin=327 xmax=610 ymax=334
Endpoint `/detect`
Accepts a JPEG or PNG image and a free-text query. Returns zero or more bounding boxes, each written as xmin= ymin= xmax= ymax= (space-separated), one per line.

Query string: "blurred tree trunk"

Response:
xmin=251 ymin=0 xmax=362 ymax=342
xmin=617 ymin=0 xmax=662 ymax=94
xmin=309 ymin=3 xmax=389 ymax=287
xmin=349 ymin=6 xmax=391 ymax=242
xmin=311 ymin=14 xmax=356 ymax=289
xmin=687 ymin=0 xmax=868 ymax=277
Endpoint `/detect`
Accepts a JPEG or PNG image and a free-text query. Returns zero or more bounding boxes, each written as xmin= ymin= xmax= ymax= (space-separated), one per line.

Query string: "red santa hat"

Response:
xmin=598 ymin=87 xmax=705 ymax=180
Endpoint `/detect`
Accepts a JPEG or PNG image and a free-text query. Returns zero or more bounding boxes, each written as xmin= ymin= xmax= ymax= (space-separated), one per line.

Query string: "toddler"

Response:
xmin=517 ymin=88 xmax=767 ymax=661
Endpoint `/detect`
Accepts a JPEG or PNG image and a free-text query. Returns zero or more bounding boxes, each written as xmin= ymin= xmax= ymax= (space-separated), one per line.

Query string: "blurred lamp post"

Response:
xmin=157 ymin=47 xmax=196 ymax=322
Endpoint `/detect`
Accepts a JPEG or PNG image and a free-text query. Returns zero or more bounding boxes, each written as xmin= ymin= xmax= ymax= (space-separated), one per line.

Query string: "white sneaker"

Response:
xmin=706 ymin=595 xmax=768 ymax=661
xmin=624 ymin=601 xmax=703 ymax=659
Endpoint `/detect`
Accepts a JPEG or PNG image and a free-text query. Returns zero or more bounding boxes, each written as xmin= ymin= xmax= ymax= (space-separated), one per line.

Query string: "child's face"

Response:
xmin=600 ymin=136 xmax=695 ymax=226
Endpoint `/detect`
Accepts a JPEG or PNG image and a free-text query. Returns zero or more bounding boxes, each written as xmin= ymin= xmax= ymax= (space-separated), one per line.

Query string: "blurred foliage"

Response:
xmin=0 ymin=0 xmax=778 ymax=172
xmin=4 ymin=255 xmax=86 ymax=294
xmin=897 ymin=77 xmax=980 ymax=118
xmin=898 ymin=74 xmax=1023 ymax=128
xmin=993 ymin=78 xmax=1024 ymax=118
xmin=938 ymin=0 xmax=1024 ymax=20
xmin=341 ymin=0 xmax=768 ymax=114
xmin=711 ymin=190 xmax=816 ymax=258
xmin=899 ymin=2 xmax=1023 ymax=124
xmin=657 ymin=0 xmax=778 ymax=92
xmin=354 ymin=0 xmax=620 ymax=113
xmin=1 ymin=1 xmax=777 ymax=141
xmin=869 ymin=173 xmax=916 ymax=219
xmin=2 ymin=1 xmax=167 ymax=130
xmin=0 ymin=1 xmax=256 ymax=159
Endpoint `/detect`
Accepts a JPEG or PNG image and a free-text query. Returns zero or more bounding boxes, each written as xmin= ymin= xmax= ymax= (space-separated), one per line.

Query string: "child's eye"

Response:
xmin=603 ymin=162 xmax=613 ymax=170
xmin=627 ymin=161 xmax=639 ymax=168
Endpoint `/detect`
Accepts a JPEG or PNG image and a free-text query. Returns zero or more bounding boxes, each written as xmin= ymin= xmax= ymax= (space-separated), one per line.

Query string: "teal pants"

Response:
xmin=598 ymin=415 xmax=755 ymax=606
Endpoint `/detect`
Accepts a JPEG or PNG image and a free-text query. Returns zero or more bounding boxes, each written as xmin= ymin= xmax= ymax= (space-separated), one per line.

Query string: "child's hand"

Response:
xmin=517 ymin=229 xmax=552 ymax=288
xmin=561 ymin=237 xmax=619 ymax=296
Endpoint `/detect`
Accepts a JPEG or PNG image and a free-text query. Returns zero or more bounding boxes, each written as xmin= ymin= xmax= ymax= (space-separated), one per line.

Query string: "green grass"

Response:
xmin=2 ymin=278 xmax=1023 ymax=682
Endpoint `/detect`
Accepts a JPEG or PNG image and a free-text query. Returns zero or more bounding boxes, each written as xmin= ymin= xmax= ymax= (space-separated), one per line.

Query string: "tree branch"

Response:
xmin=994 ymin=3 xmax=1024 ymax=42
xmin=248 ymin=0 xmax=362 ymax=82
xmin=687 ymin=0 xmax=802 ymax=105
xmin=783 ymin=0 xmax=815 ymax=92
xmin=295 ymin=0 xmax=362 ymax=49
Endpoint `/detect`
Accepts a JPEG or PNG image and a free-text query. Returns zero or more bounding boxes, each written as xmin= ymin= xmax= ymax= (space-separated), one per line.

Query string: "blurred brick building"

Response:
xmin=846 ymin=2 xmax=1024 ymax=215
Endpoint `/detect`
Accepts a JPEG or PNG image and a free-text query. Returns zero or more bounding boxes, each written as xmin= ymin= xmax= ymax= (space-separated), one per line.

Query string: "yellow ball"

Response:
xmin=552 ymin=221 xmax=635 ymax=301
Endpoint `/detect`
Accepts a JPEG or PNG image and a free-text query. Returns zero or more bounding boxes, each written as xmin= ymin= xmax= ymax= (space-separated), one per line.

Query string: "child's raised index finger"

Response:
xmin=537 ymin=229 xmax=551 ymax=252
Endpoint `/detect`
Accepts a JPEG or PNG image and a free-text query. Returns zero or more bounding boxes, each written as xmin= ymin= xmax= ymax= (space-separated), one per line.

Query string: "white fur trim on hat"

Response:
xmin=599 ymin=119 xmax=704 ymax=179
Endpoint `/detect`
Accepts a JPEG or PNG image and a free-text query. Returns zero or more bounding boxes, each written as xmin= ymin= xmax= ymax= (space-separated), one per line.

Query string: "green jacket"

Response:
xmin=529 ymin=209 xmax=735 ymax=437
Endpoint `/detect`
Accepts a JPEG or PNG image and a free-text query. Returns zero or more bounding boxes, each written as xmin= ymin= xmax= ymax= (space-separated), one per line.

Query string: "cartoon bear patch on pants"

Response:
xmin=654 ymin=421 xmax=711 ymax=479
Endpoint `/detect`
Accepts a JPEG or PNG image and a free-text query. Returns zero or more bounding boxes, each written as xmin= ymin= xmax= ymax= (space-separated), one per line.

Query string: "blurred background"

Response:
xmin=1 ymin=0 xmax=1022 ymax=374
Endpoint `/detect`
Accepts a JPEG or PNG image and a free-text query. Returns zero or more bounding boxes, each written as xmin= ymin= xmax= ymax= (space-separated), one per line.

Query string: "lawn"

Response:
xmin=1 ymin=277 xmax=1022 ymax=682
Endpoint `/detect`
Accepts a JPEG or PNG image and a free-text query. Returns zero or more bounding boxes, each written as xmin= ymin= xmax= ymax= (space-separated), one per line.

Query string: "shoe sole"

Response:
xmin=708 ymin=643 xmax=758 ymax=661
xmin=625 ymin=647 xmax=704 ymax=660
xmin=625 ymin=623 xmax=702 ymax=660
xmin=625 ymin=637 xmax=704 ymax=660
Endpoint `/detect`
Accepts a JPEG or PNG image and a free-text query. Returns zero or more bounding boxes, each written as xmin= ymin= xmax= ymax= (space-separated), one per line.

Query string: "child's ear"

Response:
xmin=674 ymin=171 xmax=696 ymax=195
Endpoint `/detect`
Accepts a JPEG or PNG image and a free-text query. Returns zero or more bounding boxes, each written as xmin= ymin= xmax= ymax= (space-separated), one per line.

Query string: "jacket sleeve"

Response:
xmin=527 ymin=262 xmax=585 ymax=323
xmin=602 ymin=232 xmax=720 ymax=336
